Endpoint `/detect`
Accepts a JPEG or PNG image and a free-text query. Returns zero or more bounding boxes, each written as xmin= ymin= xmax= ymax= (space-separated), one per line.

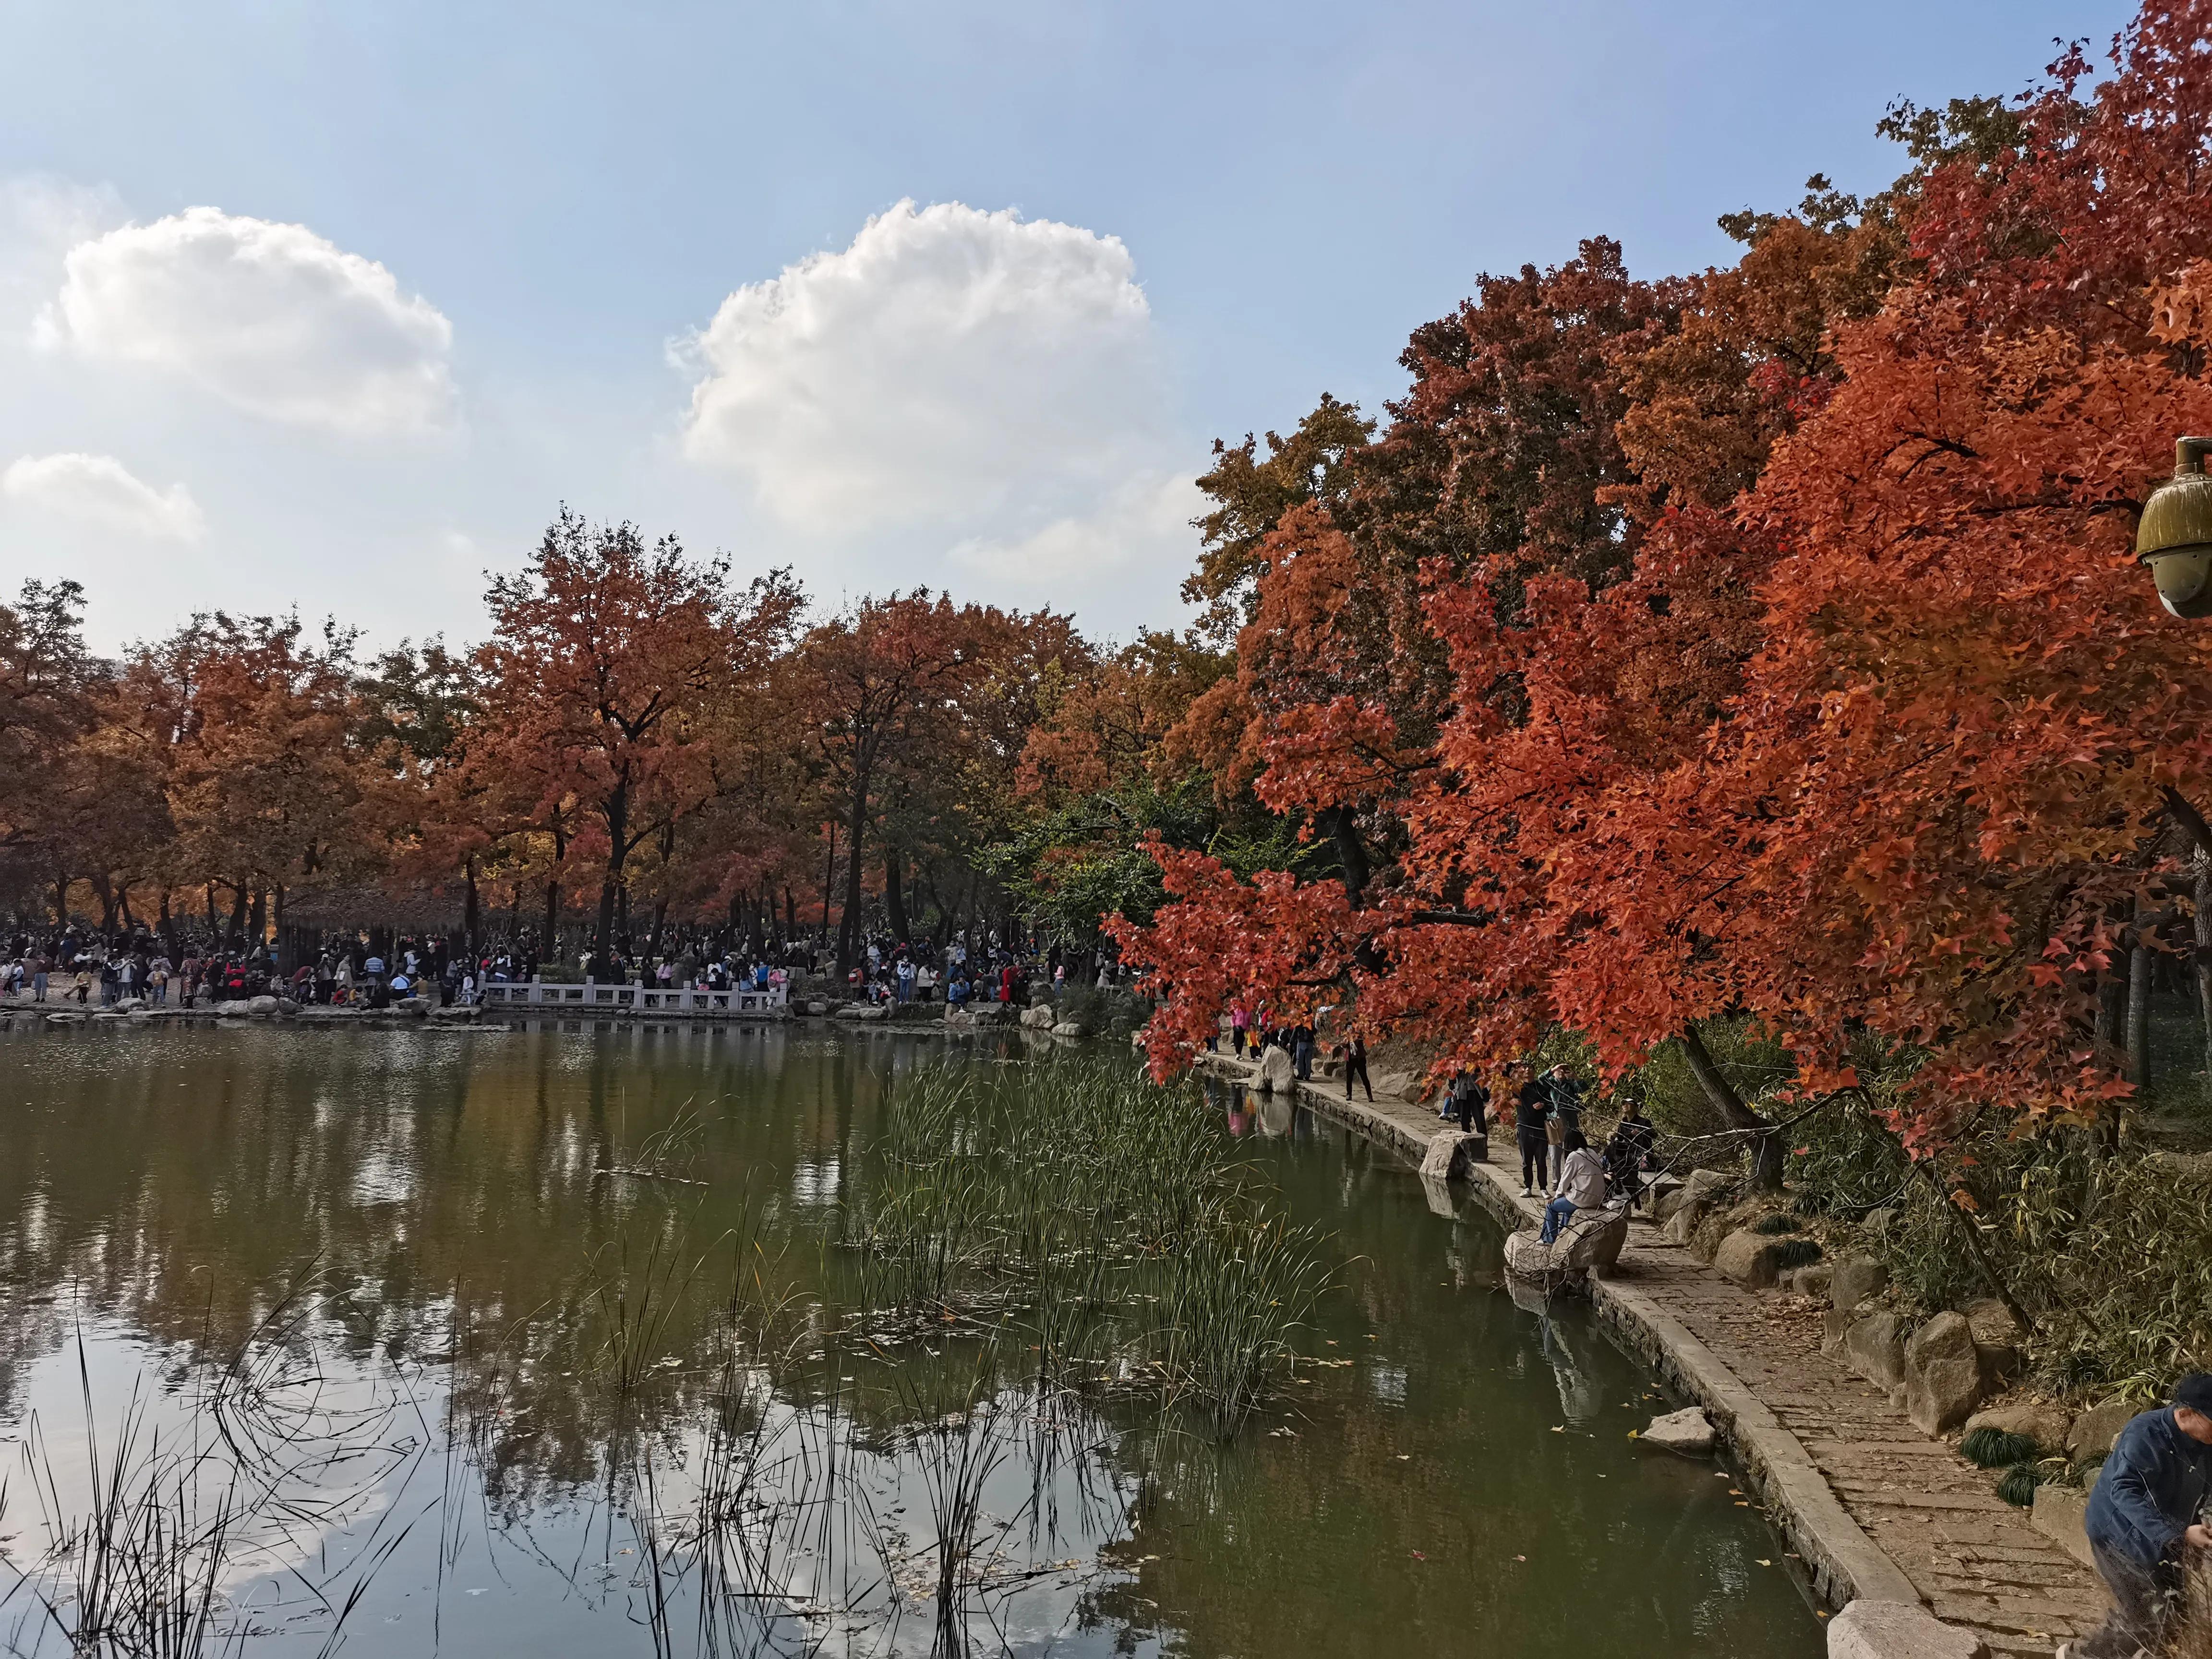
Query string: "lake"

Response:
xmin=0 ymin=1019 xmax=1824 ymax=1657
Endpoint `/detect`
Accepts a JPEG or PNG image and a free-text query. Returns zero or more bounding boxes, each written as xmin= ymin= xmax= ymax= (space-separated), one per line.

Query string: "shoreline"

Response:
xmin=1193 ymin=1050 xmax=2104 ymax=1657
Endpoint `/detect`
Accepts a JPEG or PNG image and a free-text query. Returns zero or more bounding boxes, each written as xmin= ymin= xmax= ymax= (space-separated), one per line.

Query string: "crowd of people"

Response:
xmin=1 ymin=919 xmax=1134 ymax=1020
xmin=1214 ymin=1007 xmax=1664 ymax=1250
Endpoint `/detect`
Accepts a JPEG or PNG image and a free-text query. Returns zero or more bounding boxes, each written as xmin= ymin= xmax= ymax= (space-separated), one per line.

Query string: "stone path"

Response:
xmin=1200 ymin=1053 xmax=2107 ymax=1658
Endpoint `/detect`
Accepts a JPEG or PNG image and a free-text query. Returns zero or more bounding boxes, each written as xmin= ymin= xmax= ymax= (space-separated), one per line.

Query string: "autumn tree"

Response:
xmin=469 ymin=509 xmax=802 ymax=971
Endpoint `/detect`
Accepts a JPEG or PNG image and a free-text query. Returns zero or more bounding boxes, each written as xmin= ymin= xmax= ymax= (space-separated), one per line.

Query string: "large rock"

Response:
xmin=113 ymin=997 xmax=144 ymax=1012
xmin=2030 ymin=1469 xmax=2098 ymax=1570
xmin=1860 ymin=1206 xmax=1898 ymax=1241
xmin=1964 ymin=1400 xmax=2072 ymax=1454
xmin=1018 ymin=1003 xmax=1056 ymax=1030
xmin=1904 ymin=1311 xmax=1986 ymax=1435
xmin=46 ymin=1010 xmax=85 ymax=1023
xmin=942 ymin=1007 xmax=974 ymax=1032
xmin=1419 ymin=1131 xmax=1485 ymax=1182
xmin=1960 ymin=1298 xmax=2025 ymax=1382
xmin=1639 ymin=1407 xmax=1716 ymax=1455
xmin=1784 ymin=1262 xmax=1834 ymax=1299
xmin=1502 ymin=1210 xmax=1629 ymax=1281
xmin=837 ymin=1002 xmax=890 ymax=1022
xmin=2067 ymin=1397 xmax=2140 ymax=1461
xmin=1826 ymin=1599 xmax=1988 ymax=1659
xmin=1256 ymin=1045 xmax=1296 ymax=1095
xmin=1683 ymin=1167 xmax=1735 ymax=1205
xmin=1644 ymin=1175 xmax=1689 ymax=1222
xmin=1051 ymin=1020 xmax=1088 ymax=1039
xmin=1662 ymin=1199 xmax=1708 ymax=1246
xmin=1713 ymin=1229 xmax=1795 ymax=1289
xmin=1829 ymin=1255 xmax=1889 ymax=1316
xmin=246 ymin=994 xmax=280 ymax=1016
xmin=1841 ymin=1310 xmax=1909 ymax=1392
xmin=804 ymin=999 xmax=830 ymax=1016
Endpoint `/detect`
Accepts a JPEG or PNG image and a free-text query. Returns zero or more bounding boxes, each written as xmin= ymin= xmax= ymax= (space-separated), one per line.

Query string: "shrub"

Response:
xmin=1769 ymin=1238 xmax=1822 ymax=1271
xmin=1751 ymin=1213 xmax=1800 ymax=1235
xmin=1995 ymin=1463 xmax=2042 ymax=1507
xmin=1961 ymin=1427 xmax=2041 ymax=1468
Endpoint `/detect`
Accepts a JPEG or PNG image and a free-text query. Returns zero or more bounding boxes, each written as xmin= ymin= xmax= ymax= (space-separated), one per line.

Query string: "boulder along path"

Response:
xmin=1194 ymin=1049 xmax=2107 ymax=1659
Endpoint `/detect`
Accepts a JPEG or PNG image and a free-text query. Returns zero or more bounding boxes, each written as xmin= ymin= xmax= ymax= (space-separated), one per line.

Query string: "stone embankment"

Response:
xmin=1196 ymin=1048 xmax=2108 ymax=1659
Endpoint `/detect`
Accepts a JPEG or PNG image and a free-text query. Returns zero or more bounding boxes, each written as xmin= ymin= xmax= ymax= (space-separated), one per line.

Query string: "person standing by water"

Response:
xmin=1444 ymin=1070 xmax=1489 ymax=1136
xmin=1514 ymin=1065 xmax=1551 ymax=1197
xmin=2067 ymin=1373 xmax=2212 ymax=1658
xmin=1343 ymin=1035 xmax=1373 ymax=1102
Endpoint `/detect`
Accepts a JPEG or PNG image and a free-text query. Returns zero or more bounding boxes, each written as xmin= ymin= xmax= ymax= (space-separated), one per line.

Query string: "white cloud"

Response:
xmin=948 ymin=469 xmax=1202 ymax=591
xmin=677 ymin=199 xmax=1162 ymax=532
xmin=0 ymin=176 xmax=124 ymax=328
xmin=34 ymin=206 xmax=457 ymax=436
xmin=1 ymin=451 xmax=205 ymax=541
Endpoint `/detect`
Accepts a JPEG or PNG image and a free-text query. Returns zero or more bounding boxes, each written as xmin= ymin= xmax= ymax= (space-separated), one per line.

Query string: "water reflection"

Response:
xmin=0 ymin=1022 xmax=1824 ymax=1658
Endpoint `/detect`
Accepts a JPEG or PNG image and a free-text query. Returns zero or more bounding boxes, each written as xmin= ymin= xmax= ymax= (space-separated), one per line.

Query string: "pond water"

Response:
xmin=0 ymin=1021 xmax=1825 ymax=1658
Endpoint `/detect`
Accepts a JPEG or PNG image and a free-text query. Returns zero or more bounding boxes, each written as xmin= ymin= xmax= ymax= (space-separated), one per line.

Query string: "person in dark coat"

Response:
xmin=1513 ymin=1065 xmax=1551 ymax=1197
xmin=2071 ymin=1372 xmax=2212 ymax=1658
xmin=1343 ymin=1035 xmax=1372 ymax=1103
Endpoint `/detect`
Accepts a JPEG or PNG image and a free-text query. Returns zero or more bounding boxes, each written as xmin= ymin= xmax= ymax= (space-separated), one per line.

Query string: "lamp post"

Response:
xmin=2137 ymin=436 xmax=2212 ymax=617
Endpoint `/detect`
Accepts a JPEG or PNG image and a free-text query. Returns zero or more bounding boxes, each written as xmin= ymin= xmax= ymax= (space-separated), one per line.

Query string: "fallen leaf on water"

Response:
xmin=1513 ymin=1555 xmax=1526 ymax=1563
xmin=1395 ymin=1454 xmax=1410 ymax=1461
xmin=1410 ymin=1551 xmax=1426 ymax=1560
xmin=1756 ymin=1559 xmax=1772 ymax=1567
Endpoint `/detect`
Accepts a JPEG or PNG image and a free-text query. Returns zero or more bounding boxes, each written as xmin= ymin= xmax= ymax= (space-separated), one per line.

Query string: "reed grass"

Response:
xmin=848 ymin=1055 xmax=1335 ymax=1437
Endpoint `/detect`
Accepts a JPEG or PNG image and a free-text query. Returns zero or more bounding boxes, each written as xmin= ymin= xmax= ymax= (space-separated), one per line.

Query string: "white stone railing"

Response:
xmin=477 ymin=978 xmax=788 ymax=1015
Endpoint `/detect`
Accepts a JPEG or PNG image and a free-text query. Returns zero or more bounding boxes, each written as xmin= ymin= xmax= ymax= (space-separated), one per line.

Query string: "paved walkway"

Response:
xmin=1201 ymin=1053 xmax=2106 ymax=1658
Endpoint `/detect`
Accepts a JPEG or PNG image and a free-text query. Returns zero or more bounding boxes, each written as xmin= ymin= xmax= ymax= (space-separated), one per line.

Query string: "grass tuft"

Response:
xmin=1995 ymin=1462 xmax=2042 ymax=1506
xmin=1962 ymin=1426 xmax=2042 ymax=1468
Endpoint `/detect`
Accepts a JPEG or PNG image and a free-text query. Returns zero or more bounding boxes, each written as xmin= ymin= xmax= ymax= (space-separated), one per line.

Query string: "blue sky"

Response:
xmin=0 ymin=0 xmax=2135 ymax=650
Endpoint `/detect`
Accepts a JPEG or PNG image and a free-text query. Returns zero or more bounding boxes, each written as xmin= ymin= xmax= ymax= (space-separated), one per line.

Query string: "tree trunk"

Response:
xmin=247 ymin=886 xmax=267 ymax=948
xmin=838 ymin=779 xmax=868 ymax=975
xmin=884 ymin=849 xmax=911 ymax=945
xmin=54 ymin=875 xmax=70 ymax=929
xmin=157 ymin=889 xmax=176 ymax=958
xmin=228 ymin=881 xmax=248 ymax=944
xmin=595 ymin=784 xmax=630 ymax=975
xmin=273 ymin=884 xmax=287 ymax=973
xmin=2126 ymin=914 xmax=2153 ymax=1092
xmin=1680 ymin=1022 xmax=1783 ymax=1188
xmin=465 ymin=856 xmax=481 ymax=961
xmin=2196 ymin=849 xmax=2212 ymax=1077
xmin=1325 ymin=805 xmax=1371 ymax=905
xmin=117 ymin=882 xmax=135 ymax=932
xmin=92 ymin=874 xmax=116 ymax=933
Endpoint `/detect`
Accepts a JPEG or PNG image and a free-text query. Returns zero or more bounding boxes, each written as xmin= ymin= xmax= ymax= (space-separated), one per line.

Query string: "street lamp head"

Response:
xmin=2137 ymin=437 xmax=2212 ymax=618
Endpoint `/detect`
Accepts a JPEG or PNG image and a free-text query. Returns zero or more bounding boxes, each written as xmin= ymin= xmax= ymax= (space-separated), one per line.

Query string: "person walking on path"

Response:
xmin=2066 ymin=1373 xmax=2212 ymax=1658
xmin=1230 ymin=1002 xmax=1250 ymax=1058
xmin=1343 ymin=1035 xmax=1372 ymax=1102
xmin=1539 ymin=1130 xmax=1608 ymax=1245
xmin=1514 ymin=1065 xmax=1551 ymax=1196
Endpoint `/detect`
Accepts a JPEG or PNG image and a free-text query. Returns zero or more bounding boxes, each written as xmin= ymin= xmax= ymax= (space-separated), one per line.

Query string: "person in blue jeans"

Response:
xmin=1539 ymin=1130 xmax=1607 ymax=1245
xmin=2068 ymin=1372 xmax=2212 ymax=1658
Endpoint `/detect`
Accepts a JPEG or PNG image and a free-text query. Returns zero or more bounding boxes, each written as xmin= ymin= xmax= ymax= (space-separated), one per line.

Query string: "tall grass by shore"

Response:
xmin=847 ymin=1055 xmax=1333 ymax=1435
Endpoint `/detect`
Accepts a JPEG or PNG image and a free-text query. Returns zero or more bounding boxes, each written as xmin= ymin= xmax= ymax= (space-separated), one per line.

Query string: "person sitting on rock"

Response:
xmin=2068 ymin=1372 xmax=2212 ymax=1659
xmin=1539 ymin=1130 xmax=1608 ymax=1246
